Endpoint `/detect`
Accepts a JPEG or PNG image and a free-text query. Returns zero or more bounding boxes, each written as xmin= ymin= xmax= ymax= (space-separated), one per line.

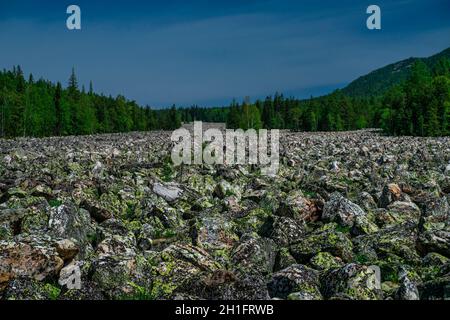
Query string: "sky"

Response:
xmin=0 ymin=0 xmax=449 ymax=107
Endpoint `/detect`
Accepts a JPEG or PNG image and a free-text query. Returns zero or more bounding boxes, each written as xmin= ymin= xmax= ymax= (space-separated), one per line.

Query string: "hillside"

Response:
xmin=342 ymin=47 xmax=450 ymax=97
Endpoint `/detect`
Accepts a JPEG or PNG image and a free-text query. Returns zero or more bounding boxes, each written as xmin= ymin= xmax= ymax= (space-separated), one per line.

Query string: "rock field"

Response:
xmin=0 ymin=129 xmax=449 ymax=300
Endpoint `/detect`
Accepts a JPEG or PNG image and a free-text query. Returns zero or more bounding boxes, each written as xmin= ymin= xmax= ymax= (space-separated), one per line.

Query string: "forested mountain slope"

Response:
xmin=343 ymin=47 xmax=450 ymax=97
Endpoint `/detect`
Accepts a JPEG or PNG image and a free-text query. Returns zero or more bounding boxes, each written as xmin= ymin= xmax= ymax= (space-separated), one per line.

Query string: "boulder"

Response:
xmin=0 ymin=236 xmax=64 ymax=291
xmin=269 ymin=216 xmax=306 ymax=246
xmin=153 ymin=183 xmax=183 ymax=203
xmin=54 ymin=239 xmax=79 ymax=261
xmin=322 ymin=192 xmax=366 ymax=227
xmin=48 ymin=203 xmax=95 ymax=251
xmin=321 ymin=264 xmax=383 ymax=300
xmin=276 ymin=191 xmax=320 ymax=223
xmin=267 ymin=264 xmax=322 ymax=300
xmin=290 ymin=224 xmax=353 ymax=263
xmin=231 ymin=237 xmax=276 ymax=275
xmin=379 ymin=184 xmax=403 ymax=208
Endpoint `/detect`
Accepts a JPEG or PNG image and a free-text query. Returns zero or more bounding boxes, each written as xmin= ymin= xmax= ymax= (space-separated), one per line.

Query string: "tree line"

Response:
xmin=214 ymin=58 xmax=448 ymax=136
xmin=0 ymin=58 xmax=448 ymax=138
xmin=0 ymin=67 xmax=181 ymax=138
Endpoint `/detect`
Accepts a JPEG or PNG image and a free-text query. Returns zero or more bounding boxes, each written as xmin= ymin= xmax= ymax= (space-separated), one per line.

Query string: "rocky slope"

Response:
xmin=0 ymin=130 xmax=449 ymax=300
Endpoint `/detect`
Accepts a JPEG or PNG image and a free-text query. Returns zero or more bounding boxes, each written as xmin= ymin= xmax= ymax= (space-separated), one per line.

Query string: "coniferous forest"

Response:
xmin=0 ymin=67 xmax=182 ymax=138
xmin=1 ymin=54 xmax=449 ymax=139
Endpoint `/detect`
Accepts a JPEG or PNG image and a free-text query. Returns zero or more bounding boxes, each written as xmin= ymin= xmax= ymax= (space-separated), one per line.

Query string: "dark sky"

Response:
xmin=1 ymin=0 xmax=449 ymax=107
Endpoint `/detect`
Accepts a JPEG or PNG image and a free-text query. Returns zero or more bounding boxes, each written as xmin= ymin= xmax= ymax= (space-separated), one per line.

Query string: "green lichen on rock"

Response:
xmin=310 ymin=252 xmax=344 ymax=271
xmin=290 ymin=223 xmax=353 ymax=263
xmin=1 ymin=130 xmax=450 ymax=301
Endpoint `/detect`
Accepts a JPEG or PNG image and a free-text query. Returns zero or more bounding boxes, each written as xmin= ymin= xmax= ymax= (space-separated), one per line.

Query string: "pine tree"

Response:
xmin=405 ymin=61 xmax=432 ymax=135
xmin=226 ymin=100 xmax=240 ymax=129
xmin=168 ymin=105 xmax=181 ymax=130
xmin=16 ymin=65 xmax=26 ymax=93
xmin=68 ymin=67 xmax=79 ymax=100
xmin=431 ymin=76 xmax=450 ymax=135
xmin=261 ymin=96 xmax=274 ymax=129
xmin=54 ymin=82 xmax=62 ymax=136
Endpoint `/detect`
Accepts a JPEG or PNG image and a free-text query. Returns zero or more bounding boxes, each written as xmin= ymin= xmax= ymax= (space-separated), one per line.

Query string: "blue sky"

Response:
xmin=0 ymin=0 xmax=449 ymax=107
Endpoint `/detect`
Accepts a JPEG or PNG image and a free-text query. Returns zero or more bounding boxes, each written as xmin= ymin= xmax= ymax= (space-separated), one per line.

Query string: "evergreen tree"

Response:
xmin=168 ymin=105 xmax=181 ymax=130
xmin=261 ymin=96 xmax=274 ymax=129
xmin=54 ymin=82 xmax=63 ymax=136
xmin=226 ymin=100 xmax=240 ymax=129
xmin=68 ymin=67 xmax=79 ymax=100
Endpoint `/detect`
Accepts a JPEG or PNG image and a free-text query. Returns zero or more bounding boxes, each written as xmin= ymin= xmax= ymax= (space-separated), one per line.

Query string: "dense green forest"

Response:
xmin=0 ymin=53 xmax=449 ymax=139
xmin=217 ymin=58 xmax=450 ymax=136
xmin=0 ymin=67 xmax=181 ymax=138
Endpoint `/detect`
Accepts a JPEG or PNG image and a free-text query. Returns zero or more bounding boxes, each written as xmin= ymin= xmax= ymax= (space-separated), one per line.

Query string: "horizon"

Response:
xmin=1 ymin=0 xmax=450 ymax=108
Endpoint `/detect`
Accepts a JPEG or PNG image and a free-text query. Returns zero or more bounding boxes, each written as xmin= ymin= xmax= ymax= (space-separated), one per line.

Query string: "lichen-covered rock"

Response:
xmin=193 ymin=208 xmax=239 ymax=255
xmin=80 ymin=199 xmax=113 ymax=223
xmin=290 ymin=224 xmax=353 ymax=263
xmin=0 ymin=236 xmax=64 ymax=291
xmin=54 ymin=239 xmax=79 ymax=261
xmin=422 ymin=252 xmax=449 ymax=267
xmin=353 ymin=223 xmax=421 ymax=265
xmin=59 ymin=281 xmax=107 ymax=300
xmin=379 ymin=184 xmax=406 ymax=208
xmin=89 ymin=233 xmax=140 ymax=298
xmin=91 ymin=255 xmax=137 ymax=298
xmin=376 ymin=201 xmax=421 ymax=227
xmin=394 ymin=269 xmax=420 ymax=300
xmin=418 ymin=196 xmax=450 ymax=257
xmin=274 ymin=247 xmax=297 ymax=271
xmin=232 ymin=207 xmax=271 ymax=236
xmin=231 ymin=236 xmax=276 ymax=275
xmin=2 ymin=278 xmax=61 ymax=300
xmin=352 ymin=213 xmax=379 ymax=235
xmin=48 ymin=203 xmax=96 ymax=252
xmin=418 ymin=275 xmax=450 ymax=300
xmin=1 ymin=129 xmax=449 ymax=300
xmin=418 ymin=229 xmax=450 ymax=257
xmin=357 ymin=192 xmax=377 ymax=211
xmin=150 ymin=244 xmax=222 ymax=299
xmin=153 ymin=183 xmax=183 ymax=203
xmin=321 ymin=264 xmax=383 ymax=300
xmin=267 ymin=264 xmax=322 ymax=300
xmin=276 ymin=190 xmax=320 ymax=223
xmin=309 ymin=252 xmax=344 ymax=271
xmin=181 ymin=270 xmax=270 ymax=300
xmin=148 ymin=194 xmax=186 ymax=231
xmin=213 ymin=180 xmax=241 ymax=200
xmin=269 ymin=216 xmax=306 ymax=246
xmin=322 ymin=193 xmax=366 ymax=227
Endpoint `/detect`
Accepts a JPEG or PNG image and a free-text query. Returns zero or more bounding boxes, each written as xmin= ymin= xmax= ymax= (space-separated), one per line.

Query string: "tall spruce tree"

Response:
xmin=54 ymin=82 xmax=62 ymax=136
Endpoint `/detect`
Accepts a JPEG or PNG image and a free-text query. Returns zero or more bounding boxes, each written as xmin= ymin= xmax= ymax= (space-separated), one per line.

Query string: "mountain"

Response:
xmin=342 ymin=47 xmax=450 ymax=97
